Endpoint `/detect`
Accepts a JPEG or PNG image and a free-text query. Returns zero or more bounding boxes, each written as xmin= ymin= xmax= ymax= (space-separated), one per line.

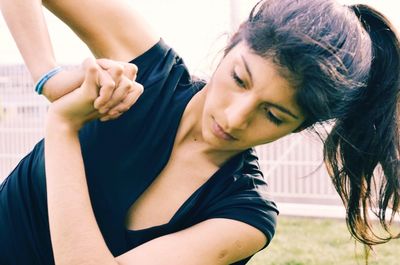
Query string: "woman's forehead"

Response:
xmin=227 ymin=42 xmax=304 ymax=117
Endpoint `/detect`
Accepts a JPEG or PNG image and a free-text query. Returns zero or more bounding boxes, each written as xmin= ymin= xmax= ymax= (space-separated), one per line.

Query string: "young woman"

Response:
xmin=1 ymin=0 xmax=399 ymax=264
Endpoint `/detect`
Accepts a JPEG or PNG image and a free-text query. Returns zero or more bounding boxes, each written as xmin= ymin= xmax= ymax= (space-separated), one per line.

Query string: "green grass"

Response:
xmin=247 ymin=217 xmax=400 ymax=265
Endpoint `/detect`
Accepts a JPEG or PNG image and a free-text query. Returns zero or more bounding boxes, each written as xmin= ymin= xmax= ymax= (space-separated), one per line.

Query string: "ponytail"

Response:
xmin=324 ymin=4 xmax=400 ymax=245
xmin=225 ymin=0 xmax=399 ymax=245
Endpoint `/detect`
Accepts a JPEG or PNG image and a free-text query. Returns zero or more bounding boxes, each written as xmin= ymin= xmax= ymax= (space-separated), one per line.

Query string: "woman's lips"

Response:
xmin=212 ymin=120 xmax=238 ymax=141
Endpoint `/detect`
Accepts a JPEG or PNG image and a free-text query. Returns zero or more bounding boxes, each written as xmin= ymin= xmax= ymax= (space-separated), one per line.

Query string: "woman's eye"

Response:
xmin=267 ymin=111 xmax=283 ymax=126
xmin=231 ymin=71 xmax=246 ymax=88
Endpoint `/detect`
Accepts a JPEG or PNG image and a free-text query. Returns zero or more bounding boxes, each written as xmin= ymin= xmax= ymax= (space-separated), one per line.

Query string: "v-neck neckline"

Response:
xmin=125 ymin=150 xmax=245 ymax=235
xmin=123 ymin=82 xmax=245 ymax=235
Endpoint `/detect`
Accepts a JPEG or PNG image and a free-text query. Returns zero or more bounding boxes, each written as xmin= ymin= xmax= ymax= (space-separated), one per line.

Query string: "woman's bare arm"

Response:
xmin=0 ymin=0 xmax=157 ymax=104
xmin=43 ymin=0 xmax=160 ymax=61
xmin=44 ymin=58 xmax=143 ymax=265
xmin=0 ymin=0 xmax=59 ymax=82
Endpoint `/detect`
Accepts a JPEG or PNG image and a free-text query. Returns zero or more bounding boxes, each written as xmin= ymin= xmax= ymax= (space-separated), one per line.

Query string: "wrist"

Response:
xmin=31 ymin=61 xmax=59 ymax=83
xmin=42 ymin=67 xmax=86 ymax=102
xmin=46 ymin=108 xmax=82 ymax=134
xmin=35 ymin=66 xmax=63 ymax=95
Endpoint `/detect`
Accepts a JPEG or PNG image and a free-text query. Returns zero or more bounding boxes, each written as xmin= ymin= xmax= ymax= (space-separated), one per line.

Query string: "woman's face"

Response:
xmin=201 ymin=41 xmax=305 ymax=152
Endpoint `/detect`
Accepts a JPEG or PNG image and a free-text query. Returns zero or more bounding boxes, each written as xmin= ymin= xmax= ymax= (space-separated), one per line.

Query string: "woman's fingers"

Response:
xmin=99 ymin=82 xmax=144 ymax=121
xmin=81 ymin=58 xmax=101 ymax=99
xmin=93 ymin=70 xmax=116 ymax=110
xmin=95 ymin=59 xmax=139 ymax=112
xmin=49 ymin=57 xmax=141 ymax=125
xmin=96 ymin=59 xmax=138 ymax=82
xmin=122 ymin=62 xmax=138 ymax=81
xmin=97 ymin=75 xmax=132 ymax=113
xmin=95 ymin=59 xmax=123 ymax=110
xmin=95 ymin=59 xmax=141 ymax=120
xmin=111 ymin=82 xmax=144 ymax=114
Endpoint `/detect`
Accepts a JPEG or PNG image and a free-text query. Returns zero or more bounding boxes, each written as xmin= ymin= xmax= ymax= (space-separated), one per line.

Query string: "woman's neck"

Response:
xmin=174 ymin=85 xmax=239 ymax=166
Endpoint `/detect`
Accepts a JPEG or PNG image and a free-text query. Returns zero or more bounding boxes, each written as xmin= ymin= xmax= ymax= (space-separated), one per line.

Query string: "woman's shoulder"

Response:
xmin=204 ymin=148 xmax=276 ymax=210
xmin=128 ymin=39 xmax=181 ymax=81
xmin=198 ymin=149 xmax=278 ymax=249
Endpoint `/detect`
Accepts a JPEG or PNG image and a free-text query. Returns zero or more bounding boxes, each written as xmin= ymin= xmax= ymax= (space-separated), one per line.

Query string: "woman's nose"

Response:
xmin=225 ymin=96 xmax=256 ymax=130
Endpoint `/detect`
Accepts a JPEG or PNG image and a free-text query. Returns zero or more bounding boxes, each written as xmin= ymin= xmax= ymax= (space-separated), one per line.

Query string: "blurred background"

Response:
xmin=1 ymin=1 xmax=400 ymax=264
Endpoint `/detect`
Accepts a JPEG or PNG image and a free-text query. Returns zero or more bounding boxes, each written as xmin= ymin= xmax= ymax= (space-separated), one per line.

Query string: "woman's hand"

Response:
xmin=42 ymin=59 xmax=141 ymax=122
xmin=46 ymin=58 xmax=143 ymax=131
xmin=95 ymin=59 xmax=142 ymax=121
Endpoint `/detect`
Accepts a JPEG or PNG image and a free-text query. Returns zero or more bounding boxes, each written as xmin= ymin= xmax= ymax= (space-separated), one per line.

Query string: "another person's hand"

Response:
xmin=47 ymin=58 xmax=143 ymax=131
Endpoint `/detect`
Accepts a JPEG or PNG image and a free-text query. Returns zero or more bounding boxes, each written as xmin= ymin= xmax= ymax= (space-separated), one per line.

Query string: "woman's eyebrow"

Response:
xmin=240 ymin=54 xmax=299 ymax=120
xmin=268 ymin=103 xmax=299 ymax=120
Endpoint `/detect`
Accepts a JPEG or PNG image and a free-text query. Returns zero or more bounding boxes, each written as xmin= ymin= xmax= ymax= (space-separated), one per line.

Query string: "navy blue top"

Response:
xmin=0 ymin=40 xmax=278 ymax=265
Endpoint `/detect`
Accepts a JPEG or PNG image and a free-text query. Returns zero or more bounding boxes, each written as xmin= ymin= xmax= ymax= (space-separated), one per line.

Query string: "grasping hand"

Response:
xmin=41 ymin=58 xmax=143 ymax=122
xmin=94 ymin=59 xmax=144 ymax=121
xmin=47 ymin=58 xmax=143 ymax=130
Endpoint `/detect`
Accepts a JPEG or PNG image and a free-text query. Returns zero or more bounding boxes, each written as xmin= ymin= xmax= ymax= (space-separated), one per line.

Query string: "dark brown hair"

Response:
xmin=225 ymin=0 xmax=400 ymax=246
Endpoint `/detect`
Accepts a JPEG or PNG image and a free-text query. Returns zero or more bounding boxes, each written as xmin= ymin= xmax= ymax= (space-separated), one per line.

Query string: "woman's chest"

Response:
xmin=124 ymin=151 xmax=219 ymax=231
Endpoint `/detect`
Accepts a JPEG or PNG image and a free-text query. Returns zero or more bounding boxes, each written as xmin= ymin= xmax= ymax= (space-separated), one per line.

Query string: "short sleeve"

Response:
xmin=203 ymin=150 xmax=279 ymax=249
xmin=205 ymin=184 xmax=278 ymax=248
xmin=128 ymin=39 xmax=179 ymax=89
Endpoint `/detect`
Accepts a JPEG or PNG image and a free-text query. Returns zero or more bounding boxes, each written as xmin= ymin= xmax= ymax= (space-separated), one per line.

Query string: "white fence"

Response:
xmin=0 ymin=65 xmax=341 ymax=206
xmin=256 ymin=135 xmax=340 ymax=205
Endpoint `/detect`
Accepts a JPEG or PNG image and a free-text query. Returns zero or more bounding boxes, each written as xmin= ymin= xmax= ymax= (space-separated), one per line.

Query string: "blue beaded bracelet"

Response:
xmin=34 ymin=66 xmax=63 ymax=95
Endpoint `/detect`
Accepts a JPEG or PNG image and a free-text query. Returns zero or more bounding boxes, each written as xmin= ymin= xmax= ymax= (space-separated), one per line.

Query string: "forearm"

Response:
xmin=0 ymin=0 xmax=85 ymax=101
xmin=44 ymin=113 xmax=118 ymax=265
xmin=0 ymin=0 xmax=56 ymax=81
